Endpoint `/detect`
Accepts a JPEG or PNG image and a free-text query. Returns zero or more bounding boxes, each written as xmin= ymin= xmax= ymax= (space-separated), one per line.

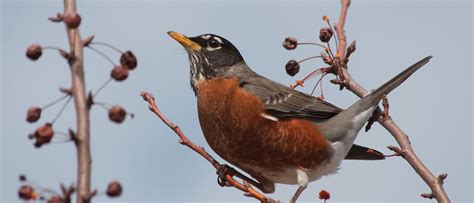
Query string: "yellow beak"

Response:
xmin=167 ymin=31 xmax=201 ymax=51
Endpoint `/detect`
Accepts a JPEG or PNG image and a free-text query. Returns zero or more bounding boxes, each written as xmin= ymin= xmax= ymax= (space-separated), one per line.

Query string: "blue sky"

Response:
xmin=1 ymin=0 xmax=472 ymax=202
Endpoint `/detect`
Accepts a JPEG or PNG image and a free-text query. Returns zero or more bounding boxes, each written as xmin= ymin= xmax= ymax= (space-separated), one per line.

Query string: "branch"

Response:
xmin=334 ymin=1 xmax=450 ymax=202
xmin=63 ymin=1 xmax=92 ymax=203
xmin=141 ymin=92 xmax=276 ymax=203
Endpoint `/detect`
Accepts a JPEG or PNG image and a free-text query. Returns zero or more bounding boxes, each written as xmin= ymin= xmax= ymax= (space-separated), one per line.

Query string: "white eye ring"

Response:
xmin=208 ymin=39 xmax=220 ymax=48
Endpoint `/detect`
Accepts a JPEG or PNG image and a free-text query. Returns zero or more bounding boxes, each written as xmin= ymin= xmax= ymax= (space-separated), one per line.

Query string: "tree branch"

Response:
xmin=334 ymin=0 xmax=450 ymax=202
xmin=63 ymin=1 xmax=91 ymax=203
xmin=141 ymin=92 xmax=276 ymax=203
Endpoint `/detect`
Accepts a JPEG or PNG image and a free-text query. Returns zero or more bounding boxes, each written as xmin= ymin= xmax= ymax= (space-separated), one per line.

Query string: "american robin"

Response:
xmin=168 ymin=31 xmax=431 ymax=202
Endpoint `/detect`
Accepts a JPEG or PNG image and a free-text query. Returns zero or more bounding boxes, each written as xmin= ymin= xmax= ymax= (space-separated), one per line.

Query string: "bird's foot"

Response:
xmin=216 ymin=164 xmax=237 ymax=187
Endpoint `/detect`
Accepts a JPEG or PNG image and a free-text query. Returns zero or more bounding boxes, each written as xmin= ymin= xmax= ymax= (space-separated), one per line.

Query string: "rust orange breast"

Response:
xmin=196 ymin=78 xmax=332 ymax=172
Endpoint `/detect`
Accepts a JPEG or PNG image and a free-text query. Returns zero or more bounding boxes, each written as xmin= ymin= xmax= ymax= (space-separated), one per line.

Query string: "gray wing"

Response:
xmin=238 ymin=74 xmax=342 ymax=122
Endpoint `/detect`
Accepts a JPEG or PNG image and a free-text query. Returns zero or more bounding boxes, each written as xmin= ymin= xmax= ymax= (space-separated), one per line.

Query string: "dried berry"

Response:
xmin=18 ymin=185 xmax=36 ymax=200
xmin=318 ymin=190 xmax=330 ymax=200
xmin=106 ymin=181 xmax=122 ymax=197
xmin=108 ymin=106 xmax=126 ymax=123
xmin=282 ymin=37 xmax=298 ymax=50
xmin=319 ymin=28 xmax=333 ymax=43
xmin=19 ymin=174 xmax=27 ymax=182
xmin=26 ymin=107 xmax=42 ymax=123
xmin=120 ymin=51 xmax=137 ymax=70
xmin=34 ymin=123 xmax=54 ymax=147
xmin=26 ymin=44 xmax=42 ymax=61
xmin=285 ymin=60 xmax=300 ymax=76
xmin=63 ymin=13 xmax=81 ymax=28
xmin=110 ymin=66 xmax=129 ymax=81
xmin=47 ymin=196 xmax=64 ymax=203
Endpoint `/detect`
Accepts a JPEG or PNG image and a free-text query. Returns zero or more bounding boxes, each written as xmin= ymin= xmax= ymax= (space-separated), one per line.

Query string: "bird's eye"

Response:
xmin=208 ymin=39 xmax=220 ymax=48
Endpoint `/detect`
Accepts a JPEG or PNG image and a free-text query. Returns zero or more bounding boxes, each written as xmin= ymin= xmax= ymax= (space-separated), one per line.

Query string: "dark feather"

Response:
xmin=345 ymin=144 xmax=385 ymax=160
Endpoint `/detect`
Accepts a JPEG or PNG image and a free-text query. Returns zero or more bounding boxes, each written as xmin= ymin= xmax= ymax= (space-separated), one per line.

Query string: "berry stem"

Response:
xmin=90 ymin=42 xmax=123 ymax=54
xmin=297 ymin=42 xmax=327 ymax=49
xmin=325 ymin=19 xmax=339 ymax=52
xmin=94 ymin=102 xmax=111 ymax=111
xmin=51 ymin=96 xmax=72 ymax=124
xmin=86 ymin=46 xmax=117 ymax=67
xmin=93 ymin=78 xmax=113 ymax=98
xmin=298 ymin=55 xmax=322 ymax=64
xmin=41 ymin=94 xmax=70 ymax=110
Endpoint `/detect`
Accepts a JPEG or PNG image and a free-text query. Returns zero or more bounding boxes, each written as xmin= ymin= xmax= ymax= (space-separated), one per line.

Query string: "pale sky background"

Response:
xmin=1 ymin=0 xmax=472 ymax=202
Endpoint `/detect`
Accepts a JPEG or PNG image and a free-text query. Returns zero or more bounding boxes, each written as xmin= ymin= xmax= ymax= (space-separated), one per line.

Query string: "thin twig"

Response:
xmin=334 ymin=0 xmax=450 ymax=202
xmin=141 ymin=92 xmax=276 ymax=203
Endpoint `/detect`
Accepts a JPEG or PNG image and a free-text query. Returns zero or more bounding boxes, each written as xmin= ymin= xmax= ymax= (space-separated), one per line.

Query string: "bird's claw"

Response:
xmin=216 ymin=164 xmax=236 ymax=187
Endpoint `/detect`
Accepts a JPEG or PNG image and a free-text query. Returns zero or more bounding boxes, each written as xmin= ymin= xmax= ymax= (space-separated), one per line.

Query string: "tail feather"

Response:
xmin=319 ymin=56 xmax=432 ymax=142
xmin=364 ymin=56 xmax=432 ymax=107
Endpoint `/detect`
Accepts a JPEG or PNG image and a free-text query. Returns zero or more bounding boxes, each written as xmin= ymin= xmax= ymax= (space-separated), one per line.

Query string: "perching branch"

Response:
xmin=141 ymin=92 xmax=277 ymax=203
xmin=333 ymin=0 xmax=450 ymax=202
xmin=63 ymin=0 xmax=92 ymax=203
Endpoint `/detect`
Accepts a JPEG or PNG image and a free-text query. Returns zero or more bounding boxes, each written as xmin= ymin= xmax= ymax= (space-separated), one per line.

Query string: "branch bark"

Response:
xmin=63 ymin=1 xmax=91 ymax=203
xmin=334 ymin=0 xmax=450 ymax=202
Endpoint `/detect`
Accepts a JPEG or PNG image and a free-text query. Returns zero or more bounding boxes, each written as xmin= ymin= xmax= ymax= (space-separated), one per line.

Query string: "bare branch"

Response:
xmin=63 ymin=0 xmax=91 ymax=202
xmin=141 ymin=92 xmax=277 ymax=203
xmin=334 ymin=1 xmax=450 ymax=201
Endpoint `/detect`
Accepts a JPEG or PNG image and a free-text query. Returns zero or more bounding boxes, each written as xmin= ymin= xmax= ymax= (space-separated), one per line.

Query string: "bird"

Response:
xmin=168 ymin=31 xmax=432 ymax=202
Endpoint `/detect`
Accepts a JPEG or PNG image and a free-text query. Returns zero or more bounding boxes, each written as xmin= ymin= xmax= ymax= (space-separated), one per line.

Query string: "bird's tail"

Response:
xmin=320 ymin=56 xmax=432 ymax=142
xmin=361 ymin=55 xmax=432 ymax=108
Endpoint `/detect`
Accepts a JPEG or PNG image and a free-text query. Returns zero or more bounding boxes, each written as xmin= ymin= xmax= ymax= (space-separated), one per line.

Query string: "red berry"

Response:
xmin=318 ymin=190 xmax=330 ymax=200
xmin=26 ymin=44 xmax=42 ymax=61
xmin=120 ymin=51 xmax=137 ymax=70
xmin=282 ymin=37 xmax=298 ymax=50
xmin=63 ymin=13 xmax=81 ymax=28
xmin=285 ymin=60 xmax=300 ymax=76
xmin=34 ymin=123 xmax=54 ymax=147
xmin=109 ymin=106 xmax=126 ymax=123
xmin=26 ymin=107 xmax=42 ymax=123
xmin=319 ymin=28 xmax=333 ymax=43
xmin=18 ymin=185 xmax=36 ymax=200
xmin=111 ymin=66 xmax=129 ymax=81
xmin=106 ymin=181 xmax=123 ymax=197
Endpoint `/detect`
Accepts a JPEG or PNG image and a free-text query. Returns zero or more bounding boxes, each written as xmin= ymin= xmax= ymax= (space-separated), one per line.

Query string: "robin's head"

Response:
xmin=168 ymin=31 xmax=245 ymax=92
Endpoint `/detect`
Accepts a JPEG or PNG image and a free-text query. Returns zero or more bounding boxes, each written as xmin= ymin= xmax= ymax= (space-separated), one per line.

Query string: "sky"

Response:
xmin=1 ymin=0 xmax=473 ymax=202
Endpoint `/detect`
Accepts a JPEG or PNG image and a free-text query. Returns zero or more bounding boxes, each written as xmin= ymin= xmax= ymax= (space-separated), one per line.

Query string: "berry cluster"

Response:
xmin=282 ymin=15 xmax=356 ymax=98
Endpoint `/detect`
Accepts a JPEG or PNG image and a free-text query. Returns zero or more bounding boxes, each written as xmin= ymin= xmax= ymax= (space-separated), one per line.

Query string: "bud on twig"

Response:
xmin=106 ymin=181 xmax=122 ymax=197
xmin=285 ymin=60 xmax=300 ymax=76
xmin=26 ymin=107 xmax=42 ymax=123
xmin=26 ymin=44 xmax=42 ymax=61
xmin=47 ymin=196 xmax=65 ymax=203
xmin=82 ymin=35 xmax=95 ymax=47
xmin=321 ymin=52 xmax=332 ymax=65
